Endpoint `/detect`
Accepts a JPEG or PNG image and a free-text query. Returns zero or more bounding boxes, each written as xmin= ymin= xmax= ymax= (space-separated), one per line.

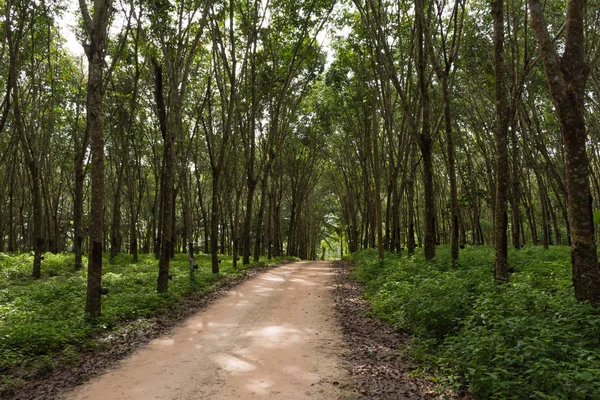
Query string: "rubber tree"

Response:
xmin=492 ymin=0 xmax=510 ymax=282
xmin=415 ymin=0 xmax=436 ymax=260
xmin=149 ymin=0 xmax=212 ymax=288
xmin=206 ymin=0 xmax=238 ymax=274
xmin=421 ymin=0 xmax=465 ymax=265
xmin=79 ymin=0 xmax=113 ymax=317
xmin=6 ymin=0 xmax=44 ymax=278
xmin=528 ymin=0 xmax=600 ymax=304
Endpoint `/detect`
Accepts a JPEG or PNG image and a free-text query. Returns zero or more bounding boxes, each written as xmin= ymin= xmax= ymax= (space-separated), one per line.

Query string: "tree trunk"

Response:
xmin=110 ymin=167 xmax=123 ymax=263
xmin=492 ymin=0 xmax=510 ymax=282
xmin=242 ymin=180 xmax=256 ymax=264
xmin=170 ymin=189 xmax=176 ymax=259
xmin=181 ymin=170 xmax=195 ymax=280
xmin=211 ymin=174 xmax=221 ymax=273
xmin=80 ymin=0 xmax=111 ymax=318
xmin=511 ymin=119 xmax=521 ymax=249
xmin=372 ymin=105 xmax=384 ymax=261
xmin=254 ymin=174 xmax=268 ymax=262
xmin=407 ymin=143 xmax=417 ymax=256
xmin=442 ymin=75 xmax=459 ymax=265
xmin=416 ymin=0 xmax=435 ymax=260
xmin=8 ymin=164 xmax=15 ymax=252
xmin=528 ymin=0 xmax=600 ymax=304
xmin=152 ymin=60 xmax=174 ymax=293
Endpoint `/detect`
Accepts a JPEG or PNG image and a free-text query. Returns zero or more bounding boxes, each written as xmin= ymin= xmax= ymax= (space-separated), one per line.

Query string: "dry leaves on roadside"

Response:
xmin=332 ymin=261 xmax=437 ymax=400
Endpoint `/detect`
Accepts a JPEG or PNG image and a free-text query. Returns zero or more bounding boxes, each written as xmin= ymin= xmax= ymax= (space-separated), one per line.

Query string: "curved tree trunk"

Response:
xmin=528 ymin=0 xmax=600 ymax=304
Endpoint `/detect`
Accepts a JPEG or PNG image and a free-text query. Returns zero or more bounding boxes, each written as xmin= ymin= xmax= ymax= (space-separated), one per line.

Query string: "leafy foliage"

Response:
xmin=352 ymin=246 xmax=600 ymax=399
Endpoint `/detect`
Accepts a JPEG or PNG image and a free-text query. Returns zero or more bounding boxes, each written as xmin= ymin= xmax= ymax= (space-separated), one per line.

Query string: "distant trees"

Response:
xmin=328 ymin=0 xmax=600 ymax=303
xmin=0 ymin=0 xmax=599 ymax=314
xmin=0 ymin=0 xmax=337 ymax=316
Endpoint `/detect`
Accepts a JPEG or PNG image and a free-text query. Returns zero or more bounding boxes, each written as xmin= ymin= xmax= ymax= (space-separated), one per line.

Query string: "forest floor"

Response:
xmin=60 ymin=261 xmax=349 ymax=400
xmin=8 ymin=259 xmax=439 ymax=400
xmin=331 ymin=261 xmax=437 ymax=400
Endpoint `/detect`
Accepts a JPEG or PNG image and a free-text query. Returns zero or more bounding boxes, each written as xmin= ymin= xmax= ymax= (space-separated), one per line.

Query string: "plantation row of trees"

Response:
xmin=1 ymin=0 xmax=600 ymax=315
xmin=0 ymin=0 xmax=338 ymax=316
xmin=319 ymin=1 xmax=600 ymax=303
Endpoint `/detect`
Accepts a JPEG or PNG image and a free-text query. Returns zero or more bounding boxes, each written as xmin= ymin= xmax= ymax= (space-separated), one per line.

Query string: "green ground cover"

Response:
xmin=0 ymin=252 xmax=293 ymax=390
xmin=352 ymin=246 xmax=600 ymax=399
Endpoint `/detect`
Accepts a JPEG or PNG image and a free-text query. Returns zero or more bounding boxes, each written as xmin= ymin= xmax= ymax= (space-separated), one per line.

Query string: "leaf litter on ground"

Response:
xmin=331 ymin=260 xmax=446 ymax=400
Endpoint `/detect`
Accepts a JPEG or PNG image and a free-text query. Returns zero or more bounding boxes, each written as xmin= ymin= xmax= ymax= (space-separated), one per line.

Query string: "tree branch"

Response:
xmin=527 ymin=0 xmax=565 ymax=99
xmin=79 ymin=0 xmax=93 ymax=35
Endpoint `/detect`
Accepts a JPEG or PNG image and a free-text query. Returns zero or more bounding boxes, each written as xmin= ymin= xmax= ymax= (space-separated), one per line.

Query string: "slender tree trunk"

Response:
xmin=130 ymin=212 xmax=138 ymax=262
xmin=538 ymin=176 xmax=550 ymax=248
xmin=170 ymin=189 xmax=176 ymax=259
xmin=267 ymin=184 xmax=274 ymax=259
xmin=152 ymin=60 xmax=174 ymax=292
xmin=524 ymin=199 xmax=538 ymax=246
xmin=242 ymin=180 xmax=256 ymax=264
xmin=254 ymin=174 xmax=268 ymax=262
xmin=110 ymin=167 xmax=123 ymax=263
xmin=492 ymin=0 xmax=510 ymax=282
xmin=181 ymin=170 xmax=195 ymax=280
xmin=416 ymin=0 xmax=435 ymax=260
xmin=231 ymin=184 xmax=242 ymax=268
xmin=80 ymin=0 xmax=112 ymax=317
xmin=211 ymin=174 xmax=221 ymax=273
xmin=287 ymin=200 xmax=297 ymax=256
xmin=407 ymin=144 xmax=417 ymax=256
xmin=372 ymin=106 xmax=384 ymax=261
xmin=442 ymin=75 xmax=459 ymax=264
xmin=8 ymin=165 xmax=15 ymax=252
xmin=511 ymin=118 xmax=521 ymax=249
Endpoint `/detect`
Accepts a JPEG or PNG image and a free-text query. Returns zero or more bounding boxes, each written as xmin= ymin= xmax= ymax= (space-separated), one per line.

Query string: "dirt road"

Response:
xmin=64 ymin=261 xmax=346 ymax=400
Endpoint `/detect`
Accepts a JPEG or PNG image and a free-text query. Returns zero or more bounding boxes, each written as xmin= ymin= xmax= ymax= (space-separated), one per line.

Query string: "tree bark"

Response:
xmin=152 ymin=59 xmax=174 ymax=293
xmin=528 ymin=0 xmax=600 ymax=304
xmin=416 ymin=0 xmax=435 ymax=261
xmin=492 ymin=0 xmax=510 ymax=282
xmin=73 ymin=103 xmax=88 ymax=269
xmin=110 ymin=167 xmax=123 ymax=263
xmin=407 ymin=141 xmax=417 ymax=256
xmin=79 ymin=0 xmax=112 ymax=318
xmin=371 ymin=104 xmax=384 ymax=261
xmin=511 ymin=118 xmax=521 ymax=249
xmin=443 ymin=75 xmax=460 ymax=265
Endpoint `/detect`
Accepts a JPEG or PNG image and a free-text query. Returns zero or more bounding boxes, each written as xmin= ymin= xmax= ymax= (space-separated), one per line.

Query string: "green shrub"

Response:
xmin=352 ymin=246 xmax=600 ymax=399
xmin=0 ymin=252 xmax=293 ymax=378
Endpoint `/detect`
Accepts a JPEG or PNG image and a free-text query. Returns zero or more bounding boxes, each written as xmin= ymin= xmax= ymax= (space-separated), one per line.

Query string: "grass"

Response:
xmin=352 ymin=245 xmax=600 ymax=399
xmin=0 ymin=251 xmax=295 ymax=391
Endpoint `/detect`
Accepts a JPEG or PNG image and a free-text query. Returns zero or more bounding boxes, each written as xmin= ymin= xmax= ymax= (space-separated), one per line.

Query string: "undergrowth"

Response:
xmin=352 ymin=246 xmax=600 ymax=399
xmin=0 ymin=252 xmax=294 ymax=391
